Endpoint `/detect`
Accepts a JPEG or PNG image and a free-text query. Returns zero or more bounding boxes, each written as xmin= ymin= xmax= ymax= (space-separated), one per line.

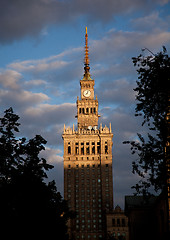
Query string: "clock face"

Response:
xmin=83 ymin=90 xmax=91 ymax=97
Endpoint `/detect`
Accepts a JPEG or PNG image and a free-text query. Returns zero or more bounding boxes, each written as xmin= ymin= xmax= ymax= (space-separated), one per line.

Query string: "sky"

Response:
xmin=1 ymin=0 xmax=170 ymax=208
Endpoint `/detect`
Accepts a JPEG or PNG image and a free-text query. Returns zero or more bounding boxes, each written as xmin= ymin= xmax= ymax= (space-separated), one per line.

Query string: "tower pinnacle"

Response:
xmin=84 ymin=26 xmax=90 ymax=74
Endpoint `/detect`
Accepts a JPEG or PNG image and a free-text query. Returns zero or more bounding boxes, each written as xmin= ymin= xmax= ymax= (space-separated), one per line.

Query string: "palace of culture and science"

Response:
xmin=62 ymin=28 xmax=129 ymax=240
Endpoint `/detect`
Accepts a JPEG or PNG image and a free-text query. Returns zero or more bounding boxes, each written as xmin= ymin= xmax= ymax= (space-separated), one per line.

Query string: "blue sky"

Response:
xmin=0 ymin=0 xmax=170 ymax=208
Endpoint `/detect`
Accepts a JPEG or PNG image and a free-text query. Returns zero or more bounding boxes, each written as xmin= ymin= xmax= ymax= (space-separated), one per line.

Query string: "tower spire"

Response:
xmin=84 ymin=26 xmax=90 ymax=74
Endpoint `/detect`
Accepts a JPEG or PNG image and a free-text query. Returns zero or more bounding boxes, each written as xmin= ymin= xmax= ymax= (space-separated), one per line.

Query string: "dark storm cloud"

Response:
xmin=0 ymin=0 xmax=168 ymax=43
xmin=0 ymin=0 xmax=68 ymax=43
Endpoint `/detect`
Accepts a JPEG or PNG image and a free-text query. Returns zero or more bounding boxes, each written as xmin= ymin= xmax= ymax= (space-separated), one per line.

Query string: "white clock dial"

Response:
xmin=83 ymin=90 xmax=91 ymax=97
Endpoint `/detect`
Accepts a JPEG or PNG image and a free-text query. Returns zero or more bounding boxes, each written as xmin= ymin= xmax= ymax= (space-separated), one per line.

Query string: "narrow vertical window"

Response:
xmin=75 ymin=142 xmax=79 ymax=155
xmin=97 ymin=142 xmax=100 ymax=154
xmin=122 ymin=218 xmax=125 ymax=227
xmin=81 ymin=142 xmax=84 ymax=155
xmin=105 ymin=141 xmax=108 ymax=154
xmin=86 ymin=142 xmax=89 ymax=154
xmin=68 ymin=142 xmax=71 ymax=154
xmin=92 ymin=142 xmax=95 ymax=154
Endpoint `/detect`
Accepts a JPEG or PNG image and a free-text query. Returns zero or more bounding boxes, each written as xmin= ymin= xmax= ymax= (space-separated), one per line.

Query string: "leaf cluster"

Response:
xmin=0 ymin=108 xmax=74 ymax=239
xmin=132 ymin=46 xmax=170 ymax=133
xmin=124 ymin=47 xmax=170 ymax=195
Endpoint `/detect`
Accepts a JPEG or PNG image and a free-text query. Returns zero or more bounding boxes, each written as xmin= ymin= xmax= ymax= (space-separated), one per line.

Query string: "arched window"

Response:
xmin=67 ymin=142 xmax=71 ymax=154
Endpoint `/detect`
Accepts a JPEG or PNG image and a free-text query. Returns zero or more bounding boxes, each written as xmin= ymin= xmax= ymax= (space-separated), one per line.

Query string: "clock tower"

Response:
xmin=77 ymin=27 xmax=100 ymax=130
xmin=63 ymin=28 xmax=114 ymax=240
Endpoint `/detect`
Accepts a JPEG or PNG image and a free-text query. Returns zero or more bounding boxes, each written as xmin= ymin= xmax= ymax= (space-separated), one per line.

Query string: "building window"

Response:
xmin=97 ymin=142 xmax=100 ymax=154
xmin=92 ymin=142 xmax=95 ymax=154
xmin=79 ymin=108 xmax=81 ymax=114
xmin=117 ymin=219 xmax=120 ymax=227
xmin=75 ymin=142 xmax=79 ymax=155
xmin=68 ymin=146 xmax=71 ymax=154
xmin=122 ymin=218 xmax=125 ymax=227
xmin=112 ymin=218 xmax=115 ymax=226
xmin=105 ymin=145 xmax=108 ymax=154
xmin=82 ymin=108 xmax=85 ymax=114
xmin=81 ymin=142 xmax=84 ymax=155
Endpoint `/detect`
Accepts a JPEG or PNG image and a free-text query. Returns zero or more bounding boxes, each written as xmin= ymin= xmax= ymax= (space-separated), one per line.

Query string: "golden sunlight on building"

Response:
xmin=62 ymin=28 xmax=116 ymax=240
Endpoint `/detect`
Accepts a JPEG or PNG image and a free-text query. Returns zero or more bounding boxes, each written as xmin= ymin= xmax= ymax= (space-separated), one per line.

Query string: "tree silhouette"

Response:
xmin=124 ymin=47 xmax=170 ymax=195
xmin=0 ymin=107 xmax=74 ymax=238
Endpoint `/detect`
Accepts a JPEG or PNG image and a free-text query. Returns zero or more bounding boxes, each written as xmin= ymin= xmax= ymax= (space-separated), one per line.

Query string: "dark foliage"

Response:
xmin=0 ymin=108 xmax=74 ymax=238
xmin=123 ymin=47 xmax=170 ymax=195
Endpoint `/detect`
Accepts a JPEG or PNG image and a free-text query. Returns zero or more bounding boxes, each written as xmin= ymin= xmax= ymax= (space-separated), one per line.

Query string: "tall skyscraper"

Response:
xmin=62 ymin=27 xmax=114 ymax=240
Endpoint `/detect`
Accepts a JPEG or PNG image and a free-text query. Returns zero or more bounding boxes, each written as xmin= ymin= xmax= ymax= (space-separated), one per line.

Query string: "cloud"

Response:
xmin=7 ymin=47 xmax=82 ymax=89
xmin=97 ymin=78 xmax=136 ymax=107
xmin=0 ymin=69 xmax=21 ymax=89
xmin=24 ymin=103 xmax=76 ymax=125
xmin=8 ymin=57 xmax=69 ymax=74
xmin=0 ymin=0 xmax=69 ymax=44
xmin=24 ymin=79 xmax=47 ymax=87
xmin=131 ymin=11 xmax=168 ymax=31
xmin=0 ymin=0 xmax=169 ymax=44
xmin=18 ymin=103 xmax=76 ymax=144
xmin=0 ymin=88 xmax=49 ymax=111
xmin=91 ymin=29 xmax=170 ymax=65
xmin=98 ymin=106 xmax=150 ymax=207
xmin=41 ymin=147 xmax=63 ymax=163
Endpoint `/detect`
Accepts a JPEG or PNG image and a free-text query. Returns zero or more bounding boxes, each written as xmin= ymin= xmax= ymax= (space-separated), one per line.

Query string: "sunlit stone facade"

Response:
xmin=62 ymin=28 xmax=114 ymax=240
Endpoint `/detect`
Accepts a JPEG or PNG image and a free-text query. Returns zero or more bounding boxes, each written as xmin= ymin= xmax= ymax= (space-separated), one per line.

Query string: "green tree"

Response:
xmin=124 ymin=47 xmax=170 ymax=195
xmin=0 ymin=107 xmax=74 ymax=238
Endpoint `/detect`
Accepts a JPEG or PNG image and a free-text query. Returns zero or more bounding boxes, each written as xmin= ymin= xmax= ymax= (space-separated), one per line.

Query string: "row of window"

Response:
xmin=76 ymin=215 xmax=102 ymax=221
xmin=67 ymin=163 xmax=109 ymax=169
xmin=79 ymin=107 xmax=96 ymax=114
xmin=76 ymin=234 xmax=103 ymax=239
xmin=67 ymin=141 xmax=108 ymax=155
xmin=112 ymin=232 xmax=126 ymax=238
xmin=76 ymin=209 xmax=102 ymax=216
xmin=112 ymin=218 xmax=127 ymax=227
xmin=76 ymin=223 xmax=102 ymax=230
xmin=67 ymin=156 xmax=108 ymax=161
